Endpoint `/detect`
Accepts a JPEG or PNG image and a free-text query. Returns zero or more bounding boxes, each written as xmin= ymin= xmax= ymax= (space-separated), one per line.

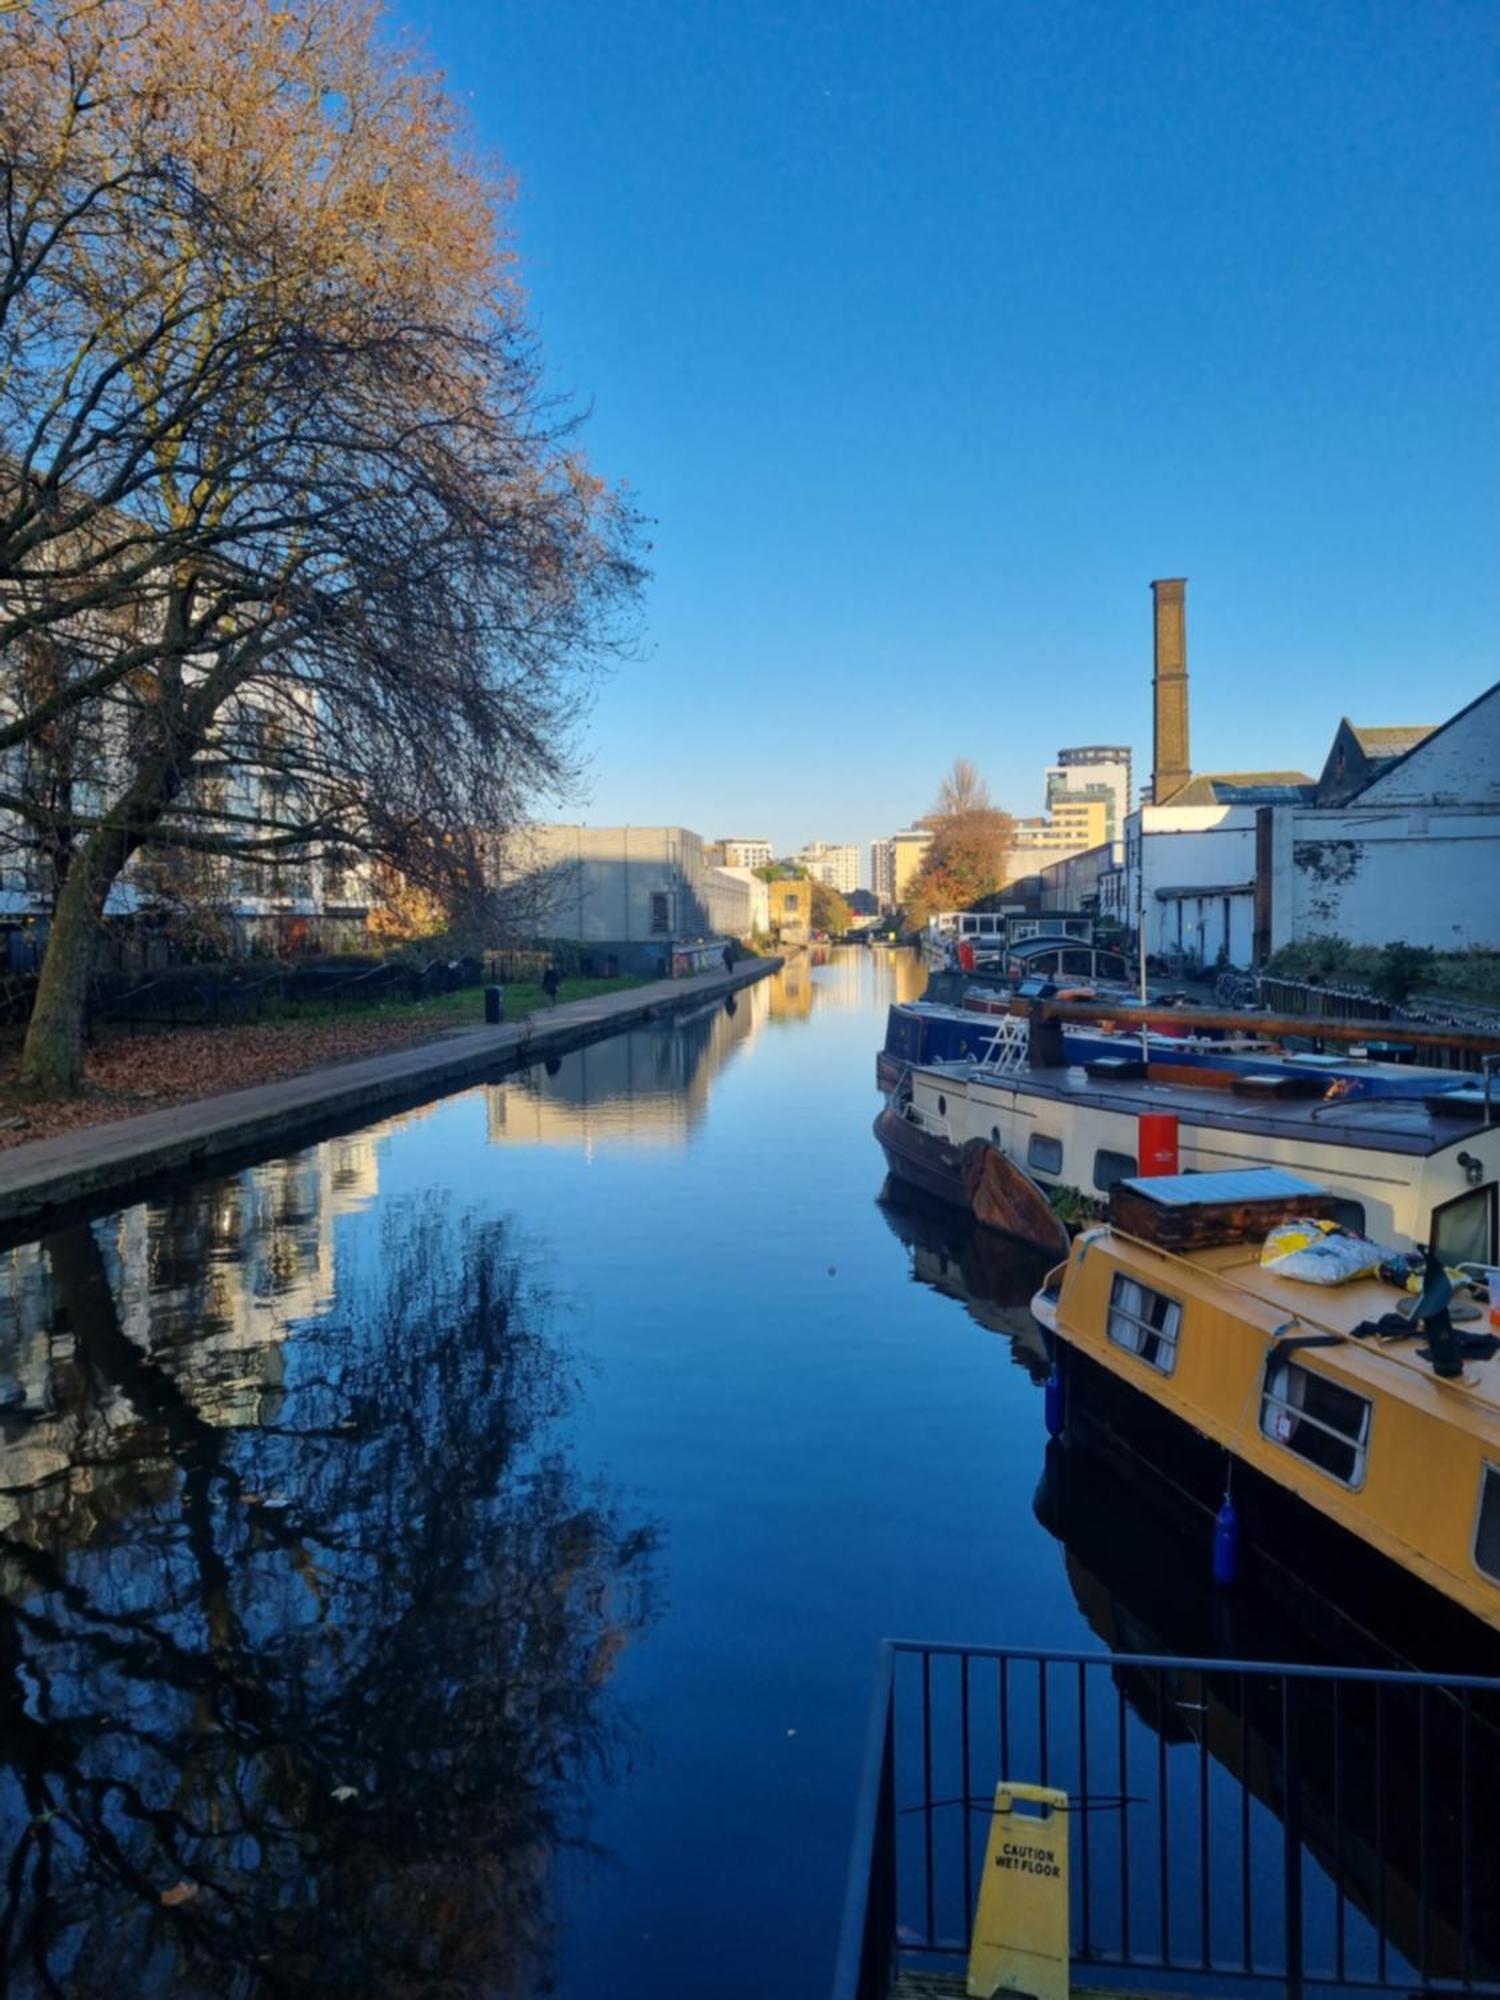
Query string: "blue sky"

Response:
xmin=397 ymin=0 xmax=1500 ymax=877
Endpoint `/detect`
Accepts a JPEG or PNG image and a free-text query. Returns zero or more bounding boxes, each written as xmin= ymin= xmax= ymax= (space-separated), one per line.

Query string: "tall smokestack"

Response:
xmin=1150 ymin=577 xmax=1190 ymax=805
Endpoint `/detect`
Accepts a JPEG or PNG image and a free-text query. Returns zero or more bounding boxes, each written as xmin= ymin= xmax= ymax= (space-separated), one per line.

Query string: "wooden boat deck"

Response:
xmin=1184 ymin=1239 xmax=1500 ymax=1423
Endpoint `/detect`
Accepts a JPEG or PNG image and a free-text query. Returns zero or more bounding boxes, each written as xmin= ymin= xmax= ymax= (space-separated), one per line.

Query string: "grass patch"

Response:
xmin=255 ymin=974 xmax=646 ymax=1033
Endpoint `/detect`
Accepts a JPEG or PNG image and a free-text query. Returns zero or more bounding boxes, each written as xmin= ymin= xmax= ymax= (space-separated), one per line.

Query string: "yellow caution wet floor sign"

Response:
xmin=966 ymin=1781 xmax=1069 ymax=2000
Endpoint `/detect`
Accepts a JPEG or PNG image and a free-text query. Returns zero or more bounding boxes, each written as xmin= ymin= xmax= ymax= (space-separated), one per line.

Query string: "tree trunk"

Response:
xmin=17 ymin=834 xmax=119 ymax=1096
xmin=18 ymin=714 xmax=193 ymax=1096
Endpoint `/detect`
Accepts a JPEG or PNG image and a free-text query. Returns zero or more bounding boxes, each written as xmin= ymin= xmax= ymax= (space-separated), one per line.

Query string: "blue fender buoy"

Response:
xmin=1211 ymin=1493 xmax=1240 ymax=1588
xmin=1044 ymin=1365 xmax=1065 ymax=1440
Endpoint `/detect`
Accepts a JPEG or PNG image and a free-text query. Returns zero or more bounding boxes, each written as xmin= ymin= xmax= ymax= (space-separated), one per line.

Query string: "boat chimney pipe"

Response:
xmin=1151 ymin=578 xmax=1190 ymax=807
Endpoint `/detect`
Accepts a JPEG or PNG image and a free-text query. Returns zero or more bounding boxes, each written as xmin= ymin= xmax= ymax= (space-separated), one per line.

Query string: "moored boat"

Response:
xmin=872 ymin=1085 xmax=1069 ymax=1256
xmin=896 ymin=1035 xmax=1500 ymax=1257
xmin=1037 ymin=1167 xmax=1500 ymax=1638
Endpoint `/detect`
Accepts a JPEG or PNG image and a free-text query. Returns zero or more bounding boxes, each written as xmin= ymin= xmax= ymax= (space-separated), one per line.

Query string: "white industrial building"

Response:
xmin=1120 ymin=579 xmax=1500 ymax=970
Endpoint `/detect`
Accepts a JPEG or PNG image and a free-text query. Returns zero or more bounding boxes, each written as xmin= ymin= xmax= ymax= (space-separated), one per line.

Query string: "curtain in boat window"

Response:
xmin=1106 ymin=1273 xmax=1181 ymax=1375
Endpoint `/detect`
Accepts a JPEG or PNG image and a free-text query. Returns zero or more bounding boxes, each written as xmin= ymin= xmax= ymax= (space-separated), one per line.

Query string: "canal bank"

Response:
xmin=0 ymin=955 xmax=778 ymax=1237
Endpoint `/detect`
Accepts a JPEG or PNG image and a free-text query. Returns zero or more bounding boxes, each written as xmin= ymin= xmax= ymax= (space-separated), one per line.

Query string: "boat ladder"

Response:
xmin=971 ymin=1013 xmax=1030 ymax=1078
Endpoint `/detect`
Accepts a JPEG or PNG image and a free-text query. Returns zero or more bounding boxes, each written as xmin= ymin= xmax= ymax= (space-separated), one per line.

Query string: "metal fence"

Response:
xmin=1213 ymin=973 xmax=1497 ymax=1071
xmin=0 ymin=942 xmax=630 ymax=1049
xmin=834 ymin=1641 xmax=1500 ymax=2000
xmin=0 ymin=957 xmax=487 ymax=1044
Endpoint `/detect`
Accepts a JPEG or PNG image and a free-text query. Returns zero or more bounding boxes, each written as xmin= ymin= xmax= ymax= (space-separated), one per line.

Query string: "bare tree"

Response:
xmin=932 ymin=757 xmax=992 ymax=819
xmin=1 ymin=0 xmax=643 ymax=1093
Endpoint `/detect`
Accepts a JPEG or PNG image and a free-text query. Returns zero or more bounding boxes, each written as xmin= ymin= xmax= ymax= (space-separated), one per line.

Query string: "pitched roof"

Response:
xmin=1345 ymin=679 xmax=1500 ymax=802
xmin=1347 ymin=723 xmax=1435 ymax=756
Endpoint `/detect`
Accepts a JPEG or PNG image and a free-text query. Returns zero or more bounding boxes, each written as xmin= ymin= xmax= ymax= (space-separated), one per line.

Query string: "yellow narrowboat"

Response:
xmin=1036 ymin=1168 xmax=1500 ymax=1644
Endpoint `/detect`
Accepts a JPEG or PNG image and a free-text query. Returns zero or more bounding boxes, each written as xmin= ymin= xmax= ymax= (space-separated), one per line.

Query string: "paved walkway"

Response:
xmin=0 ymin=958 xmax=779 ymax=1237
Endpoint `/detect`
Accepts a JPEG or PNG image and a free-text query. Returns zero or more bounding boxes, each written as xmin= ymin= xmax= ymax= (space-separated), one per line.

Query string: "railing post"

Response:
xmin=1282 ymin=1676 xmax=1304 ymax=2000
xmin=833 ymin=1642 xmax=899 ymax=2000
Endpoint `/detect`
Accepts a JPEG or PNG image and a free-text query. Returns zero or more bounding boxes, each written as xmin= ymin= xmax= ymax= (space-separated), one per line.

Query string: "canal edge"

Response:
xmin=0 ymin=958 xmax=782 ymax=1241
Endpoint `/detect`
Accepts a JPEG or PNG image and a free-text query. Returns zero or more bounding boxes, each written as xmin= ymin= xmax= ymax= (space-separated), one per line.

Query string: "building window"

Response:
xmin=1107 ymin=1272 xmax=1180 ymax=1375
xmin=1474 ymin=1465 xmax=1500 ymax=1584
xmin=785 ymin=892 xmax=799 ymax=913
xmin=1094 ymin=1149 xmax=1137 ymax=1193
xmin=1431 ymin=1185 xmax=1495 ymax=1269
xmin=650 ymin=891 xmax=671 ymax=935
xmin=1028 ymin=1134 xmax=1063 ymax=1175
xmin=1260 ymin=1358 xmax=1371 ymax=1488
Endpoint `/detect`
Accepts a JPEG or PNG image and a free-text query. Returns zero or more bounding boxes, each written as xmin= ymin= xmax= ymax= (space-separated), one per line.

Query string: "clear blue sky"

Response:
xmin=397 ymin=0 xmax=1500 ymax=877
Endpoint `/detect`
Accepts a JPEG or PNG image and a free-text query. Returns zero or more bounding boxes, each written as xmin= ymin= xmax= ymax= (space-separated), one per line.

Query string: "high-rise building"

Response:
xmin=1014 ymin=796 xmax=1109 ymax=850
xmin=890 ymin=827 xmax=934 ymax=905
xmin=711 ymin=836 xmax=773 ymax=870
xmin=796 ymin=841 xmax=861 ymax=895
xmin=1044 ymin=745 xmax=1132 ymax=850
xmin=871 ymin=839 xmax=895 ymax=910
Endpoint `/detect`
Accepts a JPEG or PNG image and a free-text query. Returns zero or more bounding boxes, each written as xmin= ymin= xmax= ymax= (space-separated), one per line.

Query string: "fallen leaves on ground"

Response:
xmin=0 ymin=1011 xmax=488 ymax=1152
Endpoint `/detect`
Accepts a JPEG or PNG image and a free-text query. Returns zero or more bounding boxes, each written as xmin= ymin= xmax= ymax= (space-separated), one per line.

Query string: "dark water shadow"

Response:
xmin=0 ymin=1176 xmax=659 ymax=1998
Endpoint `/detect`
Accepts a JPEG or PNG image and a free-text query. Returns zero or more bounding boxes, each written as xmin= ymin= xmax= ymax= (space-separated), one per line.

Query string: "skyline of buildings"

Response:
xmin=794 ymin=841 xmax=861 ymax=896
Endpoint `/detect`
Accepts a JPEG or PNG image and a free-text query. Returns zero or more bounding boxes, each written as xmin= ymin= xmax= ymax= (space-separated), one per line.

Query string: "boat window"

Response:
xmin=1431 ymin=1185 xmax=1495 ymax=1268
xmin=1474 ymin=1466 xmax=1500 ymax=1584
xmin=1260 ymin=1358 xmax=1371 ymax=1488
xmin=1061 ymin=948 xmax=1093 ymax=977
xmin=1028 ymin=1134 xmax=1063 ymax=1175
xmin=1106 ymin=1273 xmax=1181 ymax=1375
xmin=937 ymin=1094 xmax=947 ymax=1117
xmin=1094 ymin=1149 xmax=1137 ymax=1192
xmin=991 ymin=1126 xmax=1001 ymax=1146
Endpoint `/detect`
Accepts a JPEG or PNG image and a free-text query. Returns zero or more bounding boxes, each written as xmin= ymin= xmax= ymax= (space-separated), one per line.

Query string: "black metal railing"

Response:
xmin=834 ymin=1641 xmax=1500 ymax=2000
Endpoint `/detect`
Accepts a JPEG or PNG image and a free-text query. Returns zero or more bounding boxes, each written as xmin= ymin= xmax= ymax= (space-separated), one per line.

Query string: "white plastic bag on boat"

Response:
xmin=1259 ymin=1219 xmax=1383 ymax=1286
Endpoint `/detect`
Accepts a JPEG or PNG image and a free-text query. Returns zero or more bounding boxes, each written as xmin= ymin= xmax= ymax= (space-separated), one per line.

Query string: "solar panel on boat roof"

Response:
xmin=1118 ymin=1168 xmax=1328 ymax=1206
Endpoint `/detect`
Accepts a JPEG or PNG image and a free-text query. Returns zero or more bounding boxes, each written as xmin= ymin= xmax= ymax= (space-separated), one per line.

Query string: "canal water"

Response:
xmin=0 ymin=950 xmax=1445 ymax=1998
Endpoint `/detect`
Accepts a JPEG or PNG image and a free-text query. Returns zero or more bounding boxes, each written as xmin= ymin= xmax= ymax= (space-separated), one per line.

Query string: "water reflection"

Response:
xmin=873 ymin=1177 xmax=1055 ymax=1376
xmin=0 ymin=1167 xmax=657 ymax=1997
xmin=487 ymin=988 xmax=763 ymax=1148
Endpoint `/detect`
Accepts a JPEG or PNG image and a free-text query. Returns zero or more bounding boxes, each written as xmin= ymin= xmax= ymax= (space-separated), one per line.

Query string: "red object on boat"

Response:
xmin=1138 ymin=1112 xmax=1179 ymax=1177
xmin=958 ymin=939 xmax=976 ymax=972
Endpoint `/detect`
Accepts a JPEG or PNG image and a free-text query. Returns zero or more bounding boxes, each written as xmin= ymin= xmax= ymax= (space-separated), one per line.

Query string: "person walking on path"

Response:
xmin=722 ymin=943 xmax=734 ymax=973
xmin=542 ymin=963 xmax=561 ymax=1008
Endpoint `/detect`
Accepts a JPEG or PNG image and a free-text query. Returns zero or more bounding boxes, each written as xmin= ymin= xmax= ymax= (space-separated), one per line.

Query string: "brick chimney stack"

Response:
xmin=1150 ymin=577 xmax=1190 ymax=805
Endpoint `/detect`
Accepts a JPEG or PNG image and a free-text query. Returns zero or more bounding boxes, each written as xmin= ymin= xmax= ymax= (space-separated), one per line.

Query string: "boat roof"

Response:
xmin=1008 ymin=936 xmax=1124 ymax=960
xmin=917 ymin=1059 xmax=1495 ymax=1159
xmin=1118 ymin=1167 xmax=1327 ymax=1206
xmin=1101 ymin=1229 xmax=1500 ymax=1433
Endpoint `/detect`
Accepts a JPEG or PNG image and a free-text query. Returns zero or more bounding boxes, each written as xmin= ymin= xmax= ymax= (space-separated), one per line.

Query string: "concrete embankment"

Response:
xmin=0 ymin=957 xmax=780 ymax=1240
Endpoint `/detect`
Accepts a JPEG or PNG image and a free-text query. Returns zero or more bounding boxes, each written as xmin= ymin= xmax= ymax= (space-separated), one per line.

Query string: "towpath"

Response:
xmin=0 ymin=957 xmax=779 ymax=1238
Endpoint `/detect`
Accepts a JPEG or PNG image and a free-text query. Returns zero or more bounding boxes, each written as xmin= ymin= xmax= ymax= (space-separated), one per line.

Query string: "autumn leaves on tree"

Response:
xmin=902 ymin=760 xmax=1014 ymax=927
xmin=0 ymin=0 xmax=642 ymax=1092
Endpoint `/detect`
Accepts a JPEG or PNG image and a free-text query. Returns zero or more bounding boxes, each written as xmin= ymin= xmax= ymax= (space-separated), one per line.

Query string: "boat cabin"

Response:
xmin=903 ymin=1054 xmax=1500 ymax=1259
xmin=1044 ymin=1169 xmax=1500 ymax=1635
xmin=1001 ymin=935 xmax=1131 ymax=987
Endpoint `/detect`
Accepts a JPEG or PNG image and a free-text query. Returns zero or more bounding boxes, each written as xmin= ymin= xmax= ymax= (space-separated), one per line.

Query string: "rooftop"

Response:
xmin=1162 ymin=771 xmax=1316 ymax=806
xmin=1348 ymin=722 xmax=1436 ymax=756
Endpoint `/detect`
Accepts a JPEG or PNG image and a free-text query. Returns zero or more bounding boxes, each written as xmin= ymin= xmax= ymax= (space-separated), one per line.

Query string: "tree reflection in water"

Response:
xmin=0 ymin=1195 xmax=658 ymax=1998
